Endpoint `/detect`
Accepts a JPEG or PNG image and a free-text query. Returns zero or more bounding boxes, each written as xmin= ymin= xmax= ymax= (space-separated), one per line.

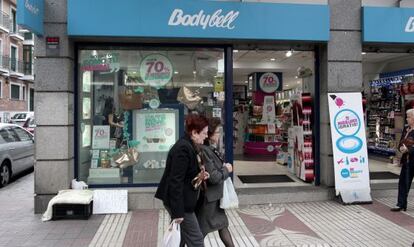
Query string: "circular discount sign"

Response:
xmin=140 ymin=54 xmax=173 ymax=88
xmin=259 ymin=73 xmax=280 ymax=93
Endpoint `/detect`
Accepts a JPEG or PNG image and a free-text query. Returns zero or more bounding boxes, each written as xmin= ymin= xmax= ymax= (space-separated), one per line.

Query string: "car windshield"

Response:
xmin=12 ymin=113 xmax=27 ymax=119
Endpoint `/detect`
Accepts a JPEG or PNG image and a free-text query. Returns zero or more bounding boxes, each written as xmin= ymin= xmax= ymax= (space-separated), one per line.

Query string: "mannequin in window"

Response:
xmin=102 ymin=97 xmax=124 ymax=147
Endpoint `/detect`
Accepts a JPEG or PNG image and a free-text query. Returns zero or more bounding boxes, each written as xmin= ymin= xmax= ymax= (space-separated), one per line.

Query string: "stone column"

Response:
xmin=319 ymin=0 xmax=363 ymax=187
xmin=34 ymin=0 xmax=74 ymax=213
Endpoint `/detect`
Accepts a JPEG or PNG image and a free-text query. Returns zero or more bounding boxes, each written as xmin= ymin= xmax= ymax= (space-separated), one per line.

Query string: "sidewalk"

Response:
xmin=1 ymin=173 xmax=414 ymax=247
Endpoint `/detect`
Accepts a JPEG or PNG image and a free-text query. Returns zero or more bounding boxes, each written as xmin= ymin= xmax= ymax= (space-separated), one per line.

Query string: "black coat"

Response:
xmin=399 ymin=126 xmax=414 ymax=165
xmin=155 ymin=135 xmax=201 ymax=218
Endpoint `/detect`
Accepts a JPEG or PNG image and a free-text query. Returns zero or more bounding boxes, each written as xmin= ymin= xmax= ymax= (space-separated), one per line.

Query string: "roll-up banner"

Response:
xmin=328 ymin=93 xmax=372 ymax=203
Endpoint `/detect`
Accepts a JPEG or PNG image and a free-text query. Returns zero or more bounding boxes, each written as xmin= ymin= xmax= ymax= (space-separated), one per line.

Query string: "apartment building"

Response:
xmin=0 ymin=0 xmax=34 ymax=122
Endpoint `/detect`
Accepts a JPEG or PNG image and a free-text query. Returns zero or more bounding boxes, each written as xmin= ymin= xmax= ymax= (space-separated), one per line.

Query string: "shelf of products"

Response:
xmin=367 ymin=77 xmax=402 ymax=157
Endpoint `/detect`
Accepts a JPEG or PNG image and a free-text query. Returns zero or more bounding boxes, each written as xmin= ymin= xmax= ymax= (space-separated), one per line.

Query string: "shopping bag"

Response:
xmin=163 ymin=221 xmax=181 ymax=247
xmin=220 ymin=177 xmax=239 ymax=209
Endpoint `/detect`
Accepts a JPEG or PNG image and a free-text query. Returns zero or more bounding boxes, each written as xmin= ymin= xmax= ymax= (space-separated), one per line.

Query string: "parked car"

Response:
xmin=0 ymin=123 xmax=35 ymax=187
xmin=23 ymin=117 xmax=36 ymax=135
xmin=10 ymin=112 xmax=34 ymax=127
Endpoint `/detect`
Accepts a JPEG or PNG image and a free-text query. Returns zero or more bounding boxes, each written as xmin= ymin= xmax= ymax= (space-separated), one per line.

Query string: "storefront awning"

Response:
xmin=68 ymin=0 xmax=329 ymax=42
xmin=363 ymin=7 xmax=414 ymax=43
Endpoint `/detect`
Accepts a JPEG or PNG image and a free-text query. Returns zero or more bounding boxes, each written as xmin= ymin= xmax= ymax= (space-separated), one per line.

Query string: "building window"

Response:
xmin=77 ymin=46 xmax=225 ymax=186
xmin=0 ymin=80 xmax=2 ymax=98
xmin=23 ymin=45 xmax=33 ymax=75
xmin=22 ymin=85 xmax=26 ymax=100
xmin=11 ymin=8 xmax=16 ymax=33
xmin=10 ymin=83 xmax=20 ymax=100
xmin=10 ymin=45 xmax=17 ymax=72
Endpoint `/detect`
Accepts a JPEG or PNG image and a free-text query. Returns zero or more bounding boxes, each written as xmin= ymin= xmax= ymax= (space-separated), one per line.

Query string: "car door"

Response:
xmin=10 ymin=127 xmax=34 ymax=172
xmin=0 ymin=127 xmax=21 ymax=174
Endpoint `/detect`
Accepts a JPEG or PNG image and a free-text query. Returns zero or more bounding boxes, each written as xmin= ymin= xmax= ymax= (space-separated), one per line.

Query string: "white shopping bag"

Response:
xmin=220 ymin=177 xmax=239 ymax=209
xmin=163 ymin=221 xmax=181 ymax=247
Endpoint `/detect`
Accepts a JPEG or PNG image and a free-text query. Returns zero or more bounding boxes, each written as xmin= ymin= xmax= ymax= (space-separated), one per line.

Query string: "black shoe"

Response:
xmin=390 ymin=207 xmax=407 ymax=212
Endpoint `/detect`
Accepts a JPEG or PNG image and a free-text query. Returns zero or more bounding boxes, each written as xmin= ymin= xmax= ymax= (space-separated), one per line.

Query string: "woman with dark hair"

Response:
xmin=155 ymin=114 xmax=210 ymax=247
xmin=102 ymin=97 xmax=124 ymax=146
xmin=196 ymin=117 xmax=235 ymax=247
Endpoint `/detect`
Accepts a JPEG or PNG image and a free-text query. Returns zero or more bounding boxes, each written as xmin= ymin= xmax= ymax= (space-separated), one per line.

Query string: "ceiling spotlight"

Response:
xmin=285 ymin=50 xmax=293 ymax=57
xmin=245 ymin=80 xmax=248 ymax=84
xmin=361 ymin=52 xmax=367 ymax=55
xmin=297 ymin=81 xmax=301 ymax=84
xmin=234 ymin=49 xmax=239 ymax=53
xmin=295 ymin=76 xmax=298 ymax=79
xmin=270 ymin=58 xmax=276 ymax=61
xmin=174 ymin=71 xmax=179 ymax=74
xmin=193 ymin=71 xmax=196 ymax=74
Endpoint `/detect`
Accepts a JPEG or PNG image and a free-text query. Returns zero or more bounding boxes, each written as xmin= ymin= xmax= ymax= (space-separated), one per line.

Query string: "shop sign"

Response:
xmin=68 ymin=0 xmax=329 ymax=42
xmin=328 ymin=93 xmax=372 ymax=203
xmin=80 ymin=53 xmax=120 ymax=72
xmin=139 ymin=54 xmax=173 ymax=88
xmin=92 ymin=125 xmax=110 ymax=149
xmin=363 ymin=7 xmax=414 ymax=43
xmin=17 ymin=0 xmax=44 ymax=35
xmin=259 ymin=73 xmax=281 ymax=93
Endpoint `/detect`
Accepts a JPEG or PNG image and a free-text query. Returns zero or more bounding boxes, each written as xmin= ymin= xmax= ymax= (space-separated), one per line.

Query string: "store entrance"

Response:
xmin=363 ymin=51 xmax=414 ymax=181
xmin=232 ymin=49 xmax=316 ymax=187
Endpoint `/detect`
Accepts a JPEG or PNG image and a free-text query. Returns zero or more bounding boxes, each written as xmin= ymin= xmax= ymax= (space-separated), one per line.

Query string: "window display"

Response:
xmin=77 ymin=47 xmax=225 ymax=185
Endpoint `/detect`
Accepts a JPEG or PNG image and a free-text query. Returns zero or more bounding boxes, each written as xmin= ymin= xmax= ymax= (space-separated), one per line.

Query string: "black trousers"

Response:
xmin=397 ymin=161 xmax=414 ymax=208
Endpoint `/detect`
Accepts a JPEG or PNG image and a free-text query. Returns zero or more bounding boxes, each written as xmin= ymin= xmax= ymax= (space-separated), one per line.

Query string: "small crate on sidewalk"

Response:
xmin=52 ymin=201 xmax=93 ymax=220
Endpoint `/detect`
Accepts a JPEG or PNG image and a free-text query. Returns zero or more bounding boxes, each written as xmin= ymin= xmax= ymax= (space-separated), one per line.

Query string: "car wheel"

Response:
xmin=0 ymin=163 xmax=11 ymax=188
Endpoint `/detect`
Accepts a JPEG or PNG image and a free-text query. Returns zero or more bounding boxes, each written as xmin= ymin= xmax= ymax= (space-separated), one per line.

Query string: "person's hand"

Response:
xmin=224 ymin=163 xmax=233 ymax=173
xmin=173 ymin=218 xmax=184 ymax=224
xmin=400 ymin=144 xmax=408 ymax=153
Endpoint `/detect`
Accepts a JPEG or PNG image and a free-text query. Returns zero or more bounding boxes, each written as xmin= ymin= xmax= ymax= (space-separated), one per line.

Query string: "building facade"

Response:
xmin=0 ymin=0 xmax=34 ymax=122
xmin=30 ymin=0 xmax=414 ymax=213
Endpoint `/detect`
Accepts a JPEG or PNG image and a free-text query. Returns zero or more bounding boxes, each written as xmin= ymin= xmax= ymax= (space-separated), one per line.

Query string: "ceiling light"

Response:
xmin=234 ymin=49 xmax=239 ymax=53
xmin=174 ymin=71 xmax=179 ymax=74
xmin=193 ymin=71 xmax=196 ymax=74
xmin=297 ymin=81 xmax=301 ymax=84
xmin=245 ymin=80 xmax=248 ymax=84
xmin=295 ymin=76 xmax=298 ymax=79
xmin=132 ymin=71 xmax=137 ymax=74
xmin=361 ymin=52 xmax=367 ymax=55
xmin=270 ymin=58 xmax=276 ymax=61
xmin=285 ymin=50 xmax=293 ymax=57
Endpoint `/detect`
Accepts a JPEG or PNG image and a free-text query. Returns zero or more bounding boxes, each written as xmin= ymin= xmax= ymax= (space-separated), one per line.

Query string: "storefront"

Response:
xmin=362 ymin=6 xmax=414 ymax=175
xmin=67 ymin=0 xmax=329 ymax=187
xmin=29 ymin=0 xmax=385 ymax=212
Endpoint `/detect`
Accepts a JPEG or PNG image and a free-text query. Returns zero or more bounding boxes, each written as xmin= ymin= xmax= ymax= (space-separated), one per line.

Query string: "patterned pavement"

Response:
xmin=2 ymin=172 xmax=414 ymax=247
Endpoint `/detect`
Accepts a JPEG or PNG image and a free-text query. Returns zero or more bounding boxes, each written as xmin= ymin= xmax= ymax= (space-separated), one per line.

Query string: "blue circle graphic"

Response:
xmin=333 ymin=109 xmax=361 ymax=137
xmin=336 ymin=136 xmax=363 ymax=154
xmin=341 ymin=169 xmax=350 ymax=178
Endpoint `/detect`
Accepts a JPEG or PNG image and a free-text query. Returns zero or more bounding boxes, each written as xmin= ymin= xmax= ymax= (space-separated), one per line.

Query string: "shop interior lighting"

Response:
xmin=234 ymin=49 xmax=239 ymax=53
xmin=270 ymin=58 xmax=276 ymax=61
xmin=285 ymin=50 xmax=293 ymax=57
xmin=193 ymin=70 xmax=197 ymax=74
xmin=361 ymin=52 xmax=367 ymax=55
xmin=174 ymin=71 xmax=179 ymax=74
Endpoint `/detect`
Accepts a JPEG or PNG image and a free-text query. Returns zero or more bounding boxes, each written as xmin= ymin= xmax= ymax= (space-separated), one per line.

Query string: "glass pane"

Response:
xmin=13 ymin=127 xmax=31 ymax=141
xmin=11 ymin=85 xmax=19 ymax=99
xmin=78 ymin=47 xmax=225 ymax=186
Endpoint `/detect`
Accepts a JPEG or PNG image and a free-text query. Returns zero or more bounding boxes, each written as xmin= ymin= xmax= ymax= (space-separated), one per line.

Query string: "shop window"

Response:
xmin=77 ymin=47 xmax=225 ymax=186
xmin=10 ymin=83 xmax=20 ymax=100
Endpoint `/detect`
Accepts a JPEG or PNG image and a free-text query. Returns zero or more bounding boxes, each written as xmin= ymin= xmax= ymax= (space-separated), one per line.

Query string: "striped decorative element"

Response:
xmin=88 ymin=212 xmax=132 ymax=247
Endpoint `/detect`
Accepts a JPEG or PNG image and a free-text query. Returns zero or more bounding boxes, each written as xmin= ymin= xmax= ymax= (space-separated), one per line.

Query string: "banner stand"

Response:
xmin=328 ymin=92 xmax=372 ymax=205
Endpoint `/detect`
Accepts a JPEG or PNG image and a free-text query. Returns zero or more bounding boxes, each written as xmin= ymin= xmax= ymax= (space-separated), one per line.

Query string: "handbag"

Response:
xmin=220 ymin=177 xmax=239 ymax=209
xmin=162 ymin=221 xmax=181 ymax=247
xmin=112 ymin=146 xmax=139 ymax=169
xmin=177 ymin=86 xmax=202 ymax=110
xmin=191 ymin=153 xmax=208 ymax=190
xmin=119 ymin=88 xmax=143 ymax=110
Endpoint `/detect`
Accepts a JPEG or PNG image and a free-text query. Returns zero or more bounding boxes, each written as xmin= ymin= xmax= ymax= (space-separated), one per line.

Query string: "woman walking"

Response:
xmin=196 ymin=117 xmax=235 ymax=247
xmin=155 ymin=114 xmax=210 ymax=247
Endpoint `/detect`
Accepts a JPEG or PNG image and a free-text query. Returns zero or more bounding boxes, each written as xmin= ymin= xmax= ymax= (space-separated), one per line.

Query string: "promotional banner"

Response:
xmin=328 ymin=93 xmax=372 ymax=203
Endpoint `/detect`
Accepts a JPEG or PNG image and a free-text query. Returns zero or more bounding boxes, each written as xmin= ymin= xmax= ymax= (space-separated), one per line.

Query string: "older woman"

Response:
xmin=196 ymin=117 xmax=235 ymax=247
xmin=392 ymin=108 xmax=414 ymax=212
xmin=155 ymin=114 xmax=209 ymax=247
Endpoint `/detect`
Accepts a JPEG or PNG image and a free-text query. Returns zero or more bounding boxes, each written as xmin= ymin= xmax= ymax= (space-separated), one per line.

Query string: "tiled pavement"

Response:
xmin=2 ymin=172 xmax=414 ymax=246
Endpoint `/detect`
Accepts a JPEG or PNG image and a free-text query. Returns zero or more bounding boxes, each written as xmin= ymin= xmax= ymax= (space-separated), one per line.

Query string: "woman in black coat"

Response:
xmin=155 ymin=114 xmax=209 ymax=247
xmin=392 ymin=108 xmax=414 ymax=212
xmin=196 ymin=118 xmax=235 ymax=247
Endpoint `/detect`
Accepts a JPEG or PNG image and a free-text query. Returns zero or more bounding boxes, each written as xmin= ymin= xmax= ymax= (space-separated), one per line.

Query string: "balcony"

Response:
xmin=0 ymin=11 xmax=10 ymax=33
xmin=9 ymin=25 xmax=24 ymax=41
xmin=9 ymin=58 xmax=24 ymax=78
xmin=22 ymin=62 xmax=34 ymax=81
xmin=0 ymin=55 xmax=9 ymax=74
xmin=23 ymin=33 xmax=34 ymax=46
